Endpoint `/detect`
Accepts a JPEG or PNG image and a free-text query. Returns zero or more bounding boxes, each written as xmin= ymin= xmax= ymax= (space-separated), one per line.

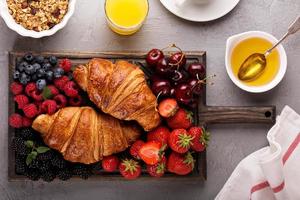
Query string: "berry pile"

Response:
xmin=9 ymin=54 xmax=83 ymax=128
xmin=146 ymin=44 xmax=209 ymax=108
xmin=13 ymin=128 xmax=95 ymax=181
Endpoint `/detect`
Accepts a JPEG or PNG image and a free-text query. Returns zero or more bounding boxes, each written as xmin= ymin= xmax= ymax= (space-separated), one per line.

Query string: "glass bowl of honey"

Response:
xmin=225 ymin=31 xmax=287 ymax=93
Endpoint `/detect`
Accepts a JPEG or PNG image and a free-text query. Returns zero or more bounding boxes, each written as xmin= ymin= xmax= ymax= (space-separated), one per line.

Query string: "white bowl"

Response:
xmin=0 ymin=0 xmax=76 ymax=38
xmin=225 ymin=31 xmax=287 ymax=93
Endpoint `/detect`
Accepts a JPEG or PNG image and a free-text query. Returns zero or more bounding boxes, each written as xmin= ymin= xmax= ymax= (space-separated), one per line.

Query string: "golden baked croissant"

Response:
xmin=32 ymin=107 xmax=140 ymax=164
xmin=73 ymin=58 xmax=161 ymax=131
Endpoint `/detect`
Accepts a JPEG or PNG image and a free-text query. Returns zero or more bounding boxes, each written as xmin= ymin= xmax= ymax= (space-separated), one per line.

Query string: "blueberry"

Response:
xmin=42 ymin=63 xmax=52 ymax=71
xmin=35 ymin=55 xmax=45 ymax=64
xmin=45 ymin=71 xmax=54 ymax=82
xmin=36 ymin=79 xmax=47 ymax=90
xmin=19 ymin=73 xmax=28 ymax=85
xmin=37 ymin=69 xmax=46 ymax=78
xmin=53 ymin=68 xmax=64 ymax=78
xmin=13 ymin=70 xmax=20 ymax=80
xmin=25 ymin=64 xmax=35 ymax=75
xmin=32 ymin=63 xmax=41 ymax=72
xmin=49 ymin=56 xmax=58 ymax=66
xmin=17 ymin=61 xmax=28 ymax=72
xmin=24 ymin=53 xmax=34 ymax=63
xmin=31 ymin=74 xmax=38 ymax=81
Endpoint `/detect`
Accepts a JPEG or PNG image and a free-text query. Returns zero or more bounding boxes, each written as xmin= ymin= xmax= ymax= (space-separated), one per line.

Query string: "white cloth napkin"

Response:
xmin=216 ymin=106 xmax=300 ymax=200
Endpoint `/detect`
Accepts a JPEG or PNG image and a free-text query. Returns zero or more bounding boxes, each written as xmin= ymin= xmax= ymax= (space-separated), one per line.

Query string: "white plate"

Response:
xmin=160 ymin=0 xmax=240 ymax=22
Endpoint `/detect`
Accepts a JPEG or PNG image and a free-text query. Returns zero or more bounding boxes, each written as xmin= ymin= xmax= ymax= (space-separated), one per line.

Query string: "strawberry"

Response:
xmin=119 ymin=159 xmax=141 ymax=180
xmin=147 ymin=126 xmax=170 ymax=149
xmin=138 ymin=141 xmax=163 ymax=165
xmin=167 ymin=151 xmax=194 ymax=175
xmin=168 ymin=129 xmax=194 ymax=153
xmin=189 ymin=127 xmax=210 ymax=152
xmin=167 ymin=108 xmax=193 ymax=129
xmin=129 ymin=140 xmax=145 ymax=160
xmin=102 ymin=155 xmax=120 ymax=172
xmin=147 ymin=156 xmax=167 ymax=178
xmin=158 ymin=98 xmax=178 ymax=118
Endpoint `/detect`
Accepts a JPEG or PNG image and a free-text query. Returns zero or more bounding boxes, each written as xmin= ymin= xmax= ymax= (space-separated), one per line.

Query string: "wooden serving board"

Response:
xmin=8 ymin=51 xmax=276 ymax=181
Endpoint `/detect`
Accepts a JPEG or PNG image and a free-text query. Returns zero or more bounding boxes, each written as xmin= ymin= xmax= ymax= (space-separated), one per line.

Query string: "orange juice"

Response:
xmin=231 ymin=37 xmax=280 ymax=86
xmin=105 ymin=0 xmax=149 ymax=35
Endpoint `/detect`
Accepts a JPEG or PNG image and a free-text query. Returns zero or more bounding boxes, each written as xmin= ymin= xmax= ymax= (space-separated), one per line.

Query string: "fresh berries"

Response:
xmin=53 ymin=68 xmax=64 ymax=78
xmin=31 ymin=90 xmax=43 ymax=101
xmin=68 ymin=95 xmax=82 ymax=106
xmin=147 ymin=156 xmax=167 ymax=178
xmin=102 ymin=155 xmax=120 ymax=172
xmin=36 ymin=79 xmax=47 ymax=90
xmin=167 ymin=108 xmax=193 ymax=129
xmin=59 ymin=59 xmax=72 ymax=72
xmin=42 ymin=100 xmax=57 ymax=115
xmin=22 ymin=117 xmax=32 ymax=127
xmin=188 ymin=127 xmax=209 ymax=152
xmin=129 ymin=140 xmax=145 ymax=160
xmin=138 ymin=141 xmax=163 ymax=165
xmin=54 ymin=94 xmax=67 ymax=109
xmin=54 ymin=76 xmax=69 ymax=90
xmin=168 ymin=129 xmax=194 ymax=153
xmin=14 ymin=94 xmax=29 ymax=109
xmin=47 ymin=85 xmax=59 ymax=96
xmin=158 ymin=98 xmax=178 ymax=118
xmin=147 ymin=126 xmax=170 ymax=148
xmin=9 ymin=114 xmax=23 ymax=128
xmin=25 ymin=82 xmax=37 ymax=96
xmin=10 ymin=82 xmax=23 ymax=95
xmin=167 ymin=152 xmax=194 ymax=175
xmin=119 ymin=159 xmax=141 ymax=180
xmin=63 ymin=81 xmax=79 ymax=97
xmin=23 ymin=103 xmax=38 ymax=118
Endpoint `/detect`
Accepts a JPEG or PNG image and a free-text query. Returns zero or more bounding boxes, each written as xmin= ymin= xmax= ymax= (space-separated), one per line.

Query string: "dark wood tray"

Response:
xmin=8 ymin=51 xmax=276 ymax=181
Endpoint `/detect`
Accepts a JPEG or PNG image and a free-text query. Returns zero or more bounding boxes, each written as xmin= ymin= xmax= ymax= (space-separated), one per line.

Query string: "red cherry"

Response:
xmin=175 ymin=83 xmax=193 ymax=105
xmin=188 ymin=63 xmax=206 ymax=79
xmin=151 ymin=78 xmax=171 ymax=97
xmin=169 ymin=52 xmax=186 ymax=69
xmin=146 ymin=49 xmax=164 ymax=67
xmin=188 ymin=79 xmax=203 ymax=96
xmin=171 ymin=70 xmax=188 ymax=84
xmin=155 ymin=58 xmax=174 ymax=77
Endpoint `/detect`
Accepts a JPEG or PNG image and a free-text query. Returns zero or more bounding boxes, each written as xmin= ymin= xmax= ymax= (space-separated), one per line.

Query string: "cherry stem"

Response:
xmin=155 ymin=91 xmax=163 ymax=112
xmin=161 ymin=44 xmax=185 ymax=70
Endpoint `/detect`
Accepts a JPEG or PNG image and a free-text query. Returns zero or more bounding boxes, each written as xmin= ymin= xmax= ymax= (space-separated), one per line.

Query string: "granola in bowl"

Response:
xmin=6 ymin=0 xmax=69 ymax=32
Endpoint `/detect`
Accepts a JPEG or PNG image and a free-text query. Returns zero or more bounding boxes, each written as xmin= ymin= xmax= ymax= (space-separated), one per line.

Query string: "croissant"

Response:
xmin=73 ymin=58 xmax=161 ymax=131
xmin=32 ymin=107 xmax=141 ymax=164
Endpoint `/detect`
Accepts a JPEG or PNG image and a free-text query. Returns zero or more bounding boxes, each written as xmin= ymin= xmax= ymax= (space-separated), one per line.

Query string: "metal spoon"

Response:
xmin=238 ymin=16 xmax=300 ymax=81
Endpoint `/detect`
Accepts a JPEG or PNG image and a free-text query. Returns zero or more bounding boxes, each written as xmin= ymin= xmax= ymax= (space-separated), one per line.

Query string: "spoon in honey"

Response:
xmin=238 ymin=16 xmax=300 ymax=81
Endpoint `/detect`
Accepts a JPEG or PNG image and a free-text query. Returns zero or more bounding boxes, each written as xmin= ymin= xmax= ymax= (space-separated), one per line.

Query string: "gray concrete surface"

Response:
xmin=0 ymin=0 xmax=299 ymax=199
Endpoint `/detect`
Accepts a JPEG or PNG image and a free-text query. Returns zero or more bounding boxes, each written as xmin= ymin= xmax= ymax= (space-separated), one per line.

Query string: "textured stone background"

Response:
xmin=0 ymin=0 xmax=299 ymax=199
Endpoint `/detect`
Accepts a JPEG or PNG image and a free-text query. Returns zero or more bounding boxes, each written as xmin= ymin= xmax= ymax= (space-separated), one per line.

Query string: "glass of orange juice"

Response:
xmin=104 ymin=0 xmax=149 ymax=35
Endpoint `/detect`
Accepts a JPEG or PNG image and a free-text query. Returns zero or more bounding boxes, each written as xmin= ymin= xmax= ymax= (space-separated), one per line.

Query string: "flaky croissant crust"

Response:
xmin=32 ymin=107 xmax=140 ymax=164
xmin=73 ymin=58 xmax=161 ymax=131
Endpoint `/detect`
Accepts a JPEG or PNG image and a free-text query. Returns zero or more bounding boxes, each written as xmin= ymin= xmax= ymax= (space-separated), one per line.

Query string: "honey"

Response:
xmin=231 ymin=37 xmax=280 ymax=86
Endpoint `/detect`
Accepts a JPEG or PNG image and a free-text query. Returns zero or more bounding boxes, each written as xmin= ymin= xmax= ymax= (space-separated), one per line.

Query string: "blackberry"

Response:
xmin=25 ymin=169 xmax=40 ymax=181
xmin=51 ymin=155 xmax=67 ymax=169
xmin=11 ymin=137 xmax=29 ymax=156
xmin=39 ymin=160 xmax=51 ymax=171
xmin=15 ymin=156 xmax=27 ymax=174
xmin=28 ymin=159 xmax=39 ymax=169
xmin=41 ymin=170 xmax=56 ymax=182
xmin=72 ymin=164 xmax=91 ymax=180
xmin=37 ymin=150 xmax=54 ymax=161
xmin=17 ymin=128 xmax=35 ymax=140
xmin=90 ymin=162 xmax=102 ymax=172
xmin=57 ymin=169 xmax=72 ymax=181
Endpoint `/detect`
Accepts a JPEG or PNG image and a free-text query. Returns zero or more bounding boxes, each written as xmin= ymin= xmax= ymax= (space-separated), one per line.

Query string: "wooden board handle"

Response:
xmin=198 ymin=106 xmax=276 ymax=125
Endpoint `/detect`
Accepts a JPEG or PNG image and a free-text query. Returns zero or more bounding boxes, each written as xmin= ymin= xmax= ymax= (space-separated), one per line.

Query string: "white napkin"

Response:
xmin=216 ymin=106 xmax=300 ymax=200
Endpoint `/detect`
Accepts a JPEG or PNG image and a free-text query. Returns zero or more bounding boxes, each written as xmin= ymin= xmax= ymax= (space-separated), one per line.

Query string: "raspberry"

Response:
xmin=68 ymin=95 xmax=82 ymax=106
xmin=54 ymin=76 xmax=69 ymax=91
xmin=34 ymin=101 xmax=44 ymax=115
xmin=59 ymin=59 xmax=72 ymax=72
xmin=42 ymin=100 xmax=57 ymax=115
xmin=31 ymin=90 xmax=43 ymax=101
xmin=23 ymin=103 xmax=38 ymax=118
xmin=14 ymin=95 xmax=29 ymax=109
xmin=25 ymin=82 xmax=37 ymax=97
xmin=10 ymin=82 xmax=23 ymax=95
xmin=9 ymin=113 xmax=23 ymax=128
xmin=53 ymin=94 xmax=67 ymax=109
xmin=63 ymin=81 xmax=79 ymax=97
xmin=47 ymin=85 xmax=59 ymax=96
xmin=22 ymin=117 xmax=32 ymax=127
